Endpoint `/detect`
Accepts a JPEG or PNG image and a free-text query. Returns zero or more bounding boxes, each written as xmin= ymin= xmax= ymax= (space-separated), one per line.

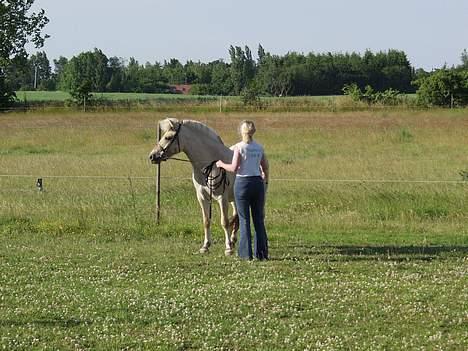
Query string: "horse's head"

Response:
xmin=149 ymin=118 xmax=183 ymax=164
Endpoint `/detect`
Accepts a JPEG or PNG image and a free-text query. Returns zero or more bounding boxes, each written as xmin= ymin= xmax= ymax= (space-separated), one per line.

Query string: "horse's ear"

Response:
xmin=159 ymin=118 xmax=174 ymax=133
xmin=167 ymin=118 xmax=179 ymax=130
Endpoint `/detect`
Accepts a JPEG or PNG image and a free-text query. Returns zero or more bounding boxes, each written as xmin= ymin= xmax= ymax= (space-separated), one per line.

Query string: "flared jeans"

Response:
xmin=234 ymin=176 xmax=268 ymax=260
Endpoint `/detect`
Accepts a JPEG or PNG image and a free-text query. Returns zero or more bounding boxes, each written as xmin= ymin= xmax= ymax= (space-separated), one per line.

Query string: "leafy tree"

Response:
xmin=3 ymin=55 xmax=29 ymax=91
xmin=229 ymin=45 xmax=256 ymax=95
xmin=0 ymin=0 xmax=48 ymax=107
xmin=187 ymin=61 xmax=211 ymax=85
xmin=163 ymin=58 xmax=185 ymax=84
xmin=122 ymin=57 xmax=141 ymax=92
xmin=92 ymin=49 xmax=109 ymax=91
xmin=106 ymin=56 xmax=124 ymax=92
xmin=53 ymin=56 xmax=68 ymax=77
xmin=58 ymin=49 xmax=110 ymax=93
xmin=209 ymin=60 xmax=232 ymax=95
xmin=414 ymin=68 xmax=468 ymax=107
xmin=0 ymin=0 xmax=49 ymax=64
xmin=189 ymin=83 xmax=211 ymax=95
xmin=29 ymin=51 xmax=52 ymax=89
xmin=183 ymin=61 xmax=198 ymax=84
xmin=241 ymin=81 xmax=262 ymax=108
xmin=53 ymin=56 xmax=68 ymax=90
xmin=343 ymin=83 xmax=402 ymax=105
xmin=362 ymin=85 xmax=376 ymax=104
xmin=139 ymin=62 xmax=167 ymax=93
xmin=119 ymin=58 xmax=168 ymax=93
xmin=4 ymin=50 xmax=53 ymax=91
xmin=0 ymin=70 xmax=15 ymax=106
xmin=69 ymin=79 xmax=92 ymax=108
xmin=257 ymin=44 xmax=266 ymax=65
xmin=342 ymin=83 xmax=363 ymax=101
xmin=257 ymin=53 xmax=293 ymax=96
xmin=460 ymin=49 xmax=468 ymax=69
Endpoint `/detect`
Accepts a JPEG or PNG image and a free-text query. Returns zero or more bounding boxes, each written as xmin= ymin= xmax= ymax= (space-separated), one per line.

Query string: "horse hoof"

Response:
xmin=199 ymin=247 xmax=209 ymax=254
xmin=225 ymin=249 xmax=233 ymax=256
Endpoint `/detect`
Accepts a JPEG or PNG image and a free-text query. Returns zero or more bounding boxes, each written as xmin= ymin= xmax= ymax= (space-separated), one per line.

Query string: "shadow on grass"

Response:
xmin=273 ymin=245 xmax=468 ymax=262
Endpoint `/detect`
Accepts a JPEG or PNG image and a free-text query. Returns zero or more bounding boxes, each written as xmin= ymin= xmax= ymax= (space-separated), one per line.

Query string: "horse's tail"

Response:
xmin=229 ymin=214 xmax=239 ymax=235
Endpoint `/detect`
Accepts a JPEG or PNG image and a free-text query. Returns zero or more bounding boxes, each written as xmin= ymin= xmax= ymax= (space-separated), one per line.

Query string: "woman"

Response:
xmin=216 ymin=120 xmax=269 ymax=260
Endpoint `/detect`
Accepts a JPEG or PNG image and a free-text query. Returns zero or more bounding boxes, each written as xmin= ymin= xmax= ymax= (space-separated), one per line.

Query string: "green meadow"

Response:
xmin=0 ymin=109 xmax=467 ymax=350
xmin=16 ymin=90 xmax=221 ymax=102
xmin=14 ymin=90 xmax=394 ymax=113
xmin=16 ymin=90 xmax=339 ymax=102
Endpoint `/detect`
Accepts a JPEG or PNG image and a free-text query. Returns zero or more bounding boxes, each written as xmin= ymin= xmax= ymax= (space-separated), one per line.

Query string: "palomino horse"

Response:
xmin=149 ymin=118 xmax=238 ymax=255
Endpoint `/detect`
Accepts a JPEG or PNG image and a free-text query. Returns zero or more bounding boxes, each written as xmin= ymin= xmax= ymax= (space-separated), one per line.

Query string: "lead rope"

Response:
xmin=202 ymin=161 xmax=229 ymax=222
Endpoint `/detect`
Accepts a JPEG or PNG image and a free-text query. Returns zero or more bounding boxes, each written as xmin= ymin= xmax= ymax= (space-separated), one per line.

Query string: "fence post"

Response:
xmin=155 ymin=123 xmax=161 ymax=224
xmin=36 ymin=178 xmax=43 ymax=191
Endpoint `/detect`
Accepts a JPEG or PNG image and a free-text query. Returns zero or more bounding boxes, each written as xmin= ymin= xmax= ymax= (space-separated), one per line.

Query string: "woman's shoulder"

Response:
xmin=252 ymin=140 xmax=264 ymax=151
xmin=236 ymin=141 xmax=253 ymax=148
xmin=231 ymin=141 xmax=244 ymax=150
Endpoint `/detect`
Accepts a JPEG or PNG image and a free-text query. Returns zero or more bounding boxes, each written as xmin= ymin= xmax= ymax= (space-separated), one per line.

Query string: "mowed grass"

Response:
xmin=0 ymin=109 xmax=467 ymax=350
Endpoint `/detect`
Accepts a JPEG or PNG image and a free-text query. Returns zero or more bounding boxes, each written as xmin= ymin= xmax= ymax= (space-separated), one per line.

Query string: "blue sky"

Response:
xmin=30 ymin=0 xmax=468 ymax=70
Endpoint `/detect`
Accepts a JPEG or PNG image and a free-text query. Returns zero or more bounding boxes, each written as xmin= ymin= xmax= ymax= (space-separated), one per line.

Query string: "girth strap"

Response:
xmin=202 ymin=161 xmax=229 ymax=221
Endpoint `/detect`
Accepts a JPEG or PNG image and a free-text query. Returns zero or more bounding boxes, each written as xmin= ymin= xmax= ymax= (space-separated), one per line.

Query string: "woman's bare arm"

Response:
xmin=260 ymin=152 xmax=269 ymax=184
xmin=216 ymin=148 xmax=240 ymax=173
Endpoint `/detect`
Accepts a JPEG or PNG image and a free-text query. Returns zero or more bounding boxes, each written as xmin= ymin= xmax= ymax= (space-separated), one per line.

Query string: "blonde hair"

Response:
xmin=239 ymin=120 xmax=256 ymax=143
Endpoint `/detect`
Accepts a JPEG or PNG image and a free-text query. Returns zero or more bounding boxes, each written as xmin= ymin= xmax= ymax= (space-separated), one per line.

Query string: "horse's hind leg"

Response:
xmin=197 ymin=195 xmax=212 ymax=254
xmin=219 ymin=198 xmax=234 ymax=256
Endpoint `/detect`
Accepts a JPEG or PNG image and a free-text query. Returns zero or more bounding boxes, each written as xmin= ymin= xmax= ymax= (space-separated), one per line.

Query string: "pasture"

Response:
xmin=0 ymin=109 xmax=467 ymax=350
xmin=16 ymin=91 xmax=221 ymax=102
xmin=16 ymin=90 xmax=337 ymax=103
xmin=14 ymin=90 xmax=393 ymax=113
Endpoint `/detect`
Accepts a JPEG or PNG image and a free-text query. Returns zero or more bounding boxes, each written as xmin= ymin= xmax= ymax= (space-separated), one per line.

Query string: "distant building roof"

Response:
xmin=170 ymin=84 xmax=192 ymax=95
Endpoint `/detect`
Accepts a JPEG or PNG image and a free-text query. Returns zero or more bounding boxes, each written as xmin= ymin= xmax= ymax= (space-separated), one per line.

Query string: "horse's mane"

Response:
xmin=182 ymin=120 xmax=225 ymax=145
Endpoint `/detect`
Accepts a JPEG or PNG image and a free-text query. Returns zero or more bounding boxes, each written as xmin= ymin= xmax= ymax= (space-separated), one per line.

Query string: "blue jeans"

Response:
xmin=234 ymin=176 xmax=268 ymax=260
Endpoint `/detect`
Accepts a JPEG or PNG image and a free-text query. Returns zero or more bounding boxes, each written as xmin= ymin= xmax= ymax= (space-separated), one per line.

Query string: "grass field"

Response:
xmin=16 ymin=91 xmax=341 ymax=101
xmin=0 ymin=109 xmax=467 ymax=350
xmin=16 ymin=91 xmax=224 ymax=102
xmin=14 ymin=90 xmax=391 ymax=113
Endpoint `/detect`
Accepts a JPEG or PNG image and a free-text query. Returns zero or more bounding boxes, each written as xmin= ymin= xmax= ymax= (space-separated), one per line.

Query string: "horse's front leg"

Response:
xmin=197 ymin=194 xmax=212 ymax=254
xmin=218 ymin=197 xmax=234 ymax=256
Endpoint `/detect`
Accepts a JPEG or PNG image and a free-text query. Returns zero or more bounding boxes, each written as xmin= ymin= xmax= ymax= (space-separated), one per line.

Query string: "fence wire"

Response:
xmin=0 ymin=173 xmax=465 ymax=184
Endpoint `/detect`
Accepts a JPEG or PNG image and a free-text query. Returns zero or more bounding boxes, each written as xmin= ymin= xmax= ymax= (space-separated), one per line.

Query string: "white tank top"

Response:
xmin=235 ymin=141 xmax=264 ymax=177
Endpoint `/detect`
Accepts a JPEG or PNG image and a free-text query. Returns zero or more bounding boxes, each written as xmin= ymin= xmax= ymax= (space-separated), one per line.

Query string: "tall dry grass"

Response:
xmin=0 ymin=109 xmax=467 ymax=245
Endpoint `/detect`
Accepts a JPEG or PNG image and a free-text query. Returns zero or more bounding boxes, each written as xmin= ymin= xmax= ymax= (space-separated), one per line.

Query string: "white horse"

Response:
xmin=149 ymin=118 xmax=239 ymax=255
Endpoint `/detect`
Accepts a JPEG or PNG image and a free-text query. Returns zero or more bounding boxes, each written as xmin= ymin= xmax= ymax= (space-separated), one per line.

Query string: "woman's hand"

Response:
xmin=216 ymin=148 xmax=240 ymax=173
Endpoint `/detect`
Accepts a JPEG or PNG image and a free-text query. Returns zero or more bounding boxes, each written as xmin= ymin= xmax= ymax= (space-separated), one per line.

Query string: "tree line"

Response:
xmin=8 ymin=46 xmax=419 ymax=97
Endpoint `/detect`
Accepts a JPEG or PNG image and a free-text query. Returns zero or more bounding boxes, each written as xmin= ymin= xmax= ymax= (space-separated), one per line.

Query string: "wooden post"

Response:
xmin=155 ymin=123 xmax=161 ymax=224
xmin=33 ymin=65 xmax=38 ymax=90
